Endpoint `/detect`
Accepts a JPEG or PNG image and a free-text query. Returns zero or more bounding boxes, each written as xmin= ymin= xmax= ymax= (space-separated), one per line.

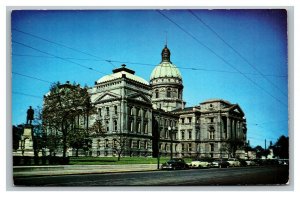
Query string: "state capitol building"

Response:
xmin=72 ymin=45 xmax=247 ymax=159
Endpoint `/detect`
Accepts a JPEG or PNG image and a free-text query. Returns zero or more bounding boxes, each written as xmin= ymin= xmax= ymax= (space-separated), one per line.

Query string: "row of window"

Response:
xmin=128 ymin=106 xmax=149 ymax=118
xmin=98 ymin=106 xmax=150 ymax=118
xmin=159 ymin=143 xmax=193 ymax=152
xmin=97 ymin=139 xmax=149 ymax=150
xmin=154 ymin=88 xmax=182 ymax=99
xmin=98 ymin=106 xmax=118 ymax=117
xmin=180 ymin=130 xmax=193 ymax=140
xmin=129 ymin=120 xmax=148 ymax=134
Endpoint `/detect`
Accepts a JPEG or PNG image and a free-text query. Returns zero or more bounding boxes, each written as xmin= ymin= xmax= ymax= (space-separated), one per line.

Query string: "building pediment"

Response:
xmin=94 ymin=92 xmax=120 ymax=103
xmin=229 ymin=104 xmax=244 ymax=116
xmin=128 ymin=93 xmax=151 ymax=103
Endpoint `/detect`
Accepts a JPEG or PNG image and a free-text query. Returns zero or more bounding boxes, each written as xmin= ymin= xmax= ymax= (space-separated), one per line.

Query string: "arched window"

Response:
xmin=167 ymin=88 xmax=171 ymax=97
xmin=155 ymin=89 xmax=159 ymax=98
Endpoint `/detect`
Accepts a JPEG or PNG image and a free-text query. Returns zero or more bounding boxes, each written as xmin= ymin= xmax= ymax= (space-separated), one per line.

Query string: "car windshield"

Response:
xmin=167 ymin=160 xmax=176 ymax=164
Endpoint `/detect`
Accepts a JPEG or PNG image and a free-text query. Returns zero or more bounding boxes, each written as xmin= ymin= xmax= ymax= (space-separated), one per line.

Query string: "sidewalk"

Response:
xmin=13 ymin=164 xmax=158 ymax=177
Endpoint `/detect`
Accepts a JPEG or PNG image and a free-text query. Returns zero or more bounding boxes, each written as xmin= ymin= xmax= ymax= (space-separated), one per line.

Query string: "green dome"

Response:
xmin=150 ymin=45 xmax=182 ymax=81
xmin=150 ymin=62 xmax=182 ymax=80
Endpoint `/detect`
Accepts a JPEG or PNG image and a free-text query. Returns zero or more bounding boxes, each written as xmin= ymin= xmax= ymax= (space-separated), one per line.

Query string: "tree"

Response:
xmin=112 ymin=134 xmax=128 ymax=161
xmin=220 ymin=139 xmax=244 ymax=158
xmin=273 ymin=135 xmax=289 ymax=159
xmin=254 ymin=145 xmax=270 ymax=159
xmin=32 ymin=106 xmax=45 ymax=157
xmin=42 ymin=82 xmax=94 ymax=158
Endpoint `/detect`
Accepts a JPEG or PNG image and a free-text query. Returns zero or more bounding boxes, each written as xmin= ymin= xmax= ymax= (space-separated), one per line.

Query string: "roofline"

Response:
xmin=200 ymin=99 xmax=232 ymax=105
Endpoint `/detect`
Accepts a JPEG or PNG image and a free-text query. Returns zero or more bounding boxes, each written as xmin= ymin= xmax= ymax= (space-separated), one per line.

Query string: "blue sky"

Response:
xmin=11 ymin=9 xmax=288 ymax=148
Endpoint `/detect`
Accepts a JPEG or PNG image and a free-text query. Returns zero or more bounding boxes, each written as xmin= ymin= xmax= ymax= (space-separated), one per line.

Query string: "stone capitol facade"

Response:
xmin=85 ymin=45 xmax=247 ymax=159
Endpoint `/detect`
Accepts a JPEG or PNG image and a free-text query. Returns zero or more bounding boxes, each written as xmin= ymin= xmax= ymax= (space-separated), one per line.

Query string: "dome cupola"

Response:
xmin=161 ymin=45 xmax=171 ymax=63
xmin=150 ymin=45 xmax=185 ymax=112
xmin=150 ymin=45 xmax=182 ymax=81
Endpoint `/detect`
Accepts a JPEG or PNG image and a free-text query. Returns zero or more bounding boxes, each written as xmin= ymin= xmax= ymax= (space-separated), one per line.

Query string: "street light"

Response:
xmin=168 ymin=126 xmax=176 ymax=159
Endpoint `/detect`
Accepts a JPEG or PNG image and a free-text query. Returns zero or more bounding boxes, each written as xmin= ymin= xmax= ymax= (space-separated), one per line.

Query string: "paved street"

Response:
xmin=13 ymin=166 xmax=289 ymax=186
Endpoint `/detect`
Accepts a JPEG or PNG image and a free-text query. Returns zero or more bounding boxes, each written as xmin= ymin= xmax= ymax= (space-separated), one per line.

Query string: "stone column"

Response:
xmin=227 ymin=116 xmax=231 ymax=139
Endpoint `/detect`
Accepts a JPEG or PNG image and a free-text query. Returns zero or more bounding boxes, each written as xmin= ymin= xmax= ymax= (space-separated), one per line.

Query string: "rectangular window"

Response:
xmin=144 ymin=123 xmax=148 ymax=134
xmin=137 ymin=140 xmax=140 ymax=149
xmin=106 ymin=121 xmax=109 ymax=132
xmin=188 ymin=130 xmax=192 ymax=139
xmin=210 ymin=143 xmax=214 ymax=152
xmin=181 ymin=118 xmax=184 ymax=123
xmin=105 ymin=139 xmax=109 ymax=148
xmin=106 ymin=107 xmax=109 ymax=116
xmin=145 ymin=141 xmax=148 ymax=149
xmin=165 ymin=129 xmax=168 ymax=138
xmin=210 ymin=118 xmax=214 ymax=123
xmin=188 ymin=117 xmax=192 ymax=123
xmin=188 ymin=143 xmax=192 ymax=151
xmin=99 ymin=108 xmax=102 ymax=117
xmin=182 ymin=144 xmax=185 ymax=151
xmin=181 ymin=131 xmax=185 ymax=140
xmin=114 ymin=120 xmax=118 ymax=131
xmin=114 ymin=106 xmax=118 ymax=115
xmin=130 ymin=139 xmax=133 ymax=148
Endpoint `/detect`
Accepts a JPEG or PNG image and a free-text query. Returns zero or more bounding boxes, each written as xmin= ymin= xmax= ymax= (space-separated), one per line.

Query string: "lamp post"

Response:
xmin=168 ymin=126 xmax=176 ymax=159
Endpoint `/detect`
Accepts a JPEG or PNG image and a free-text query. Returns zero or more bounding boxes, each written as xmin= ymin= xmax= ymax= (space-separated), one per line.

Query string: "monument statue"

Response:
xmin=26 ymin=106 xmax=34 ymax=125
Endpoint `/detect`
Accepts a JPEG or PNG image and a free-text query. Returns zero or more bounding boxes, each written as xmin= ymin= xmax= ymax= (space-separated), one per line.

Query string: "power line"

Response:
xmin=13 ymin=53 xmax=287 ymax=78
xmin=12 ymin=91 xmax=42 ymax=99
xmin=188 ymin=10 xmax=288 ymax=97
xmin=12 ymin=40 xmax=110 ymax=76
xmin=12 ymin=29 xmax=289 ymax=79
xmin=12 ymin=71 xmax=53 ymax=84
xmin=12 ymin=28 xmax=117 ymax=68
xmin=157 ymin=10 xmax=287 ymax=107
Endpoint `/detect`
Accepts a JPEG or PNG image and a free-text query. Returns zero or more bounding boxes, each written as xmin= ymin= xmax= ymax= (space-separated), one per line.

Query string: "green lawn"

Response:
xmin=69 ymin=157 xmax=192 ymax=165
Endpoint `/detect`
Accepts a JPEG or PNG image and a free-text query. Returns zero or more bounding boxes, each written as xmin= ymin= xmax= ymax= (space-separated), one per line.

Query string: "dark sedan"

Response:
xmin=161 ymin=158 xmax=189 ymax=170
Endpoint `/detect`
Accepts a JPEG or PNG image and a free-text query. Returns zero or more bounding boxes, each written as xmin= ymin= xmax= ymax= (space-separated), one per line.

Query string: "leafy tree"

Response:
xmin=273 ymin=135 xmax=289 ymax=159
xmin=42 ymin=82 xmax=94 ymax=158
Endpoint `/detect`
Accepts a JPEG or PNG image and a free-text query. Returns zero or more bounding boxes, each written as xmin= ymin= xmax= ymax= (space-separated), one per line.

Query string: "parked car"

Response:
xmin=245 ymin=160 xmax=256 ymax=166
xmin=161 ymin=158 xmax=189 ymax=170
xmin=211 ymin=159 xmax=230 ymax=168
xmin=190 ymin=159 xmax=212 ymax=168
xmin=227 ymin=158 xmax=241 ymax=167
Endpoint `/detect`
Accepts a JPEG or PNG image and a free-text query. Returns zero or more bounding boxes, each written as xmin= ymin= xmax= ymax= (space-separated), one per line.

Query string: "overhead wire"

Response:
xmin=188 ymin=10 xmax=288 ymax=97
xmin=156 ymin=10 xmax=287 ymax=107
xmin=12 ymin=28 xmax=288 ymax=79
xmin=12 ymin=53 xmax=287 ymax=78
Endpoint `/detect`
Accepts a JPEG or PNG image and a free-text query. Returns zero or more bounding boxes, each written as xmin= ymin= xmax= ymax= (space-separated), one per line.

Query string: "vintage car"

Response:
xmin=190 ymin=159 xmax=212 ymax=168
xmin=227 ymin=158 xmax=241 ymax=167
xmin=161 ymin=158 xmax=189 ymax=170
xmin=211 ymin=159 xmax=230 ymax=168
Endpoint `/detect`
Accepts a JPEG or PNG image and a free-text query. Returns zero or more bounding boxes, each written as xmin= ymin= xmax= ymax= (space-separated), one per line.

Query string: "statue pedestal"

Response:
xmin=14 ymin=125 xmax=35 ymax=157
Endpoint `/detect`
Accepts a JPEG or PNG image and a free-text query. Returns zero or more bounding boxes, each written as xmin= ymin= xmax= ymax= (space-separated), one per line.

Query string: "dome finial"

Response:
xmin=165 ymin=31 xmax=168 ymax=47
